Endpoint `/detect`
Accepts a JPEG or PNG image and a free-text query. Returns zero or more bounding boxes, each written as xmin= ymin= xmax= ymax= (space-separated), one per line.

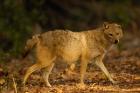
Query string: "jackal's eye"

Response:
xmin=116 ymin=33 xmax=119 ymax=35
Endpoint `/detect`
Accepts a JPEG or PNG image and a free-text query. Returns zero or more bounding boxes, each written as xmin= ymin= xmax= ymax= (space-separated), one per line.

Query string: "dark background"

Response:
xmin=1 ymin=1 xmax=140 ymax=92
xmin=0 ymin=0 xmax=140 ymax=59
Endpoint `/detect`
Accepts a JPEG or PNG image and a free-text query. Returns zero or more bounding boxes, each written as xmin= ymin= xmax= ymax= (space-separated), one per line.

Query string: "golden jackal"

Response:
xmin=22 ymin=22 xmax=123 ymax=87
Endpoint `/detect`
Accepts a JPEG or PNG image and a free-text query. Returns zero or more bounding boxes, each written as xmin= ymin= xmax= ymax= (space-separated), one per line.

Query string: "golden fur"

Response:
xmin=23 ymin=22 xmax=123 ymax=87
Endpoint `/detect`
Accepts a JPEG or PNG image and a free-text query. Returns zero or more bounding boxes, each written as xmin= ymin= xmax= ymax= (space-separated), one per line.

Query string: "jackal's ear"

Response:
xmin=103 ymin=22 xmax=109 ymax=29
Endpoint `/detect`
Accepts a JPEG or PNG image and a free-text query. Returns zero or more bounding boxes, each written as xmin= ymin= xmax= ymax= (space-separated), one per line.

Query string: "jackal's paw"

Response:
xmin=111 ymin=80 xmax=118 ymax=85
xmin=46 ymin=83 xmax=52 ymax=87
xmin=76 ymin=83 xmax=86 ymax=89
xmin=61 ymin=74 xmax=69 ymax=80
xmin=22 ymin=81 xmax=26 ymax=86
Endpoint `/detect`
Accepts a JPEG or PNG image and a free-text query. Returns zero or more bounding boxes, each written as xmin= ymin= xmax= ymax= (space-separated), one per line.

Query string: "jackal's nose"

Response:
xmin=114 ymin=40 xmax=119 ymax=44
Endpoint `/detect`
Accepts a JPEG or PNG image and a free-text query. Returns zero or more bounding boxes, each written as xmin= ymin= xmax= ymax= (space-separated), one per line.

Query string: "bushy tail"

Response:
xmin=22 ymin=34 xmax=40 ymax=58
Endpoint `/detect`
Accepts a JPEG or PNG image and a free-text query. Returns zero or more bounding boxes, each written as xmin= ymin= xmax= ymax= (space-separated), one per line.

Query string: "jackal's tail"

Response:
xmin=22 ymin=34 xmax=40 ymax=58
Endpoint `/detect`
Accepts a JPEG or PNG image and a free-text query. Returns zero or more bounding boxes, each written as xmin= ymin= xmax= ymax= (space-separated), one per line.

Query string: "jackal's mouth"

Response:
xmin=114 ymin=40 xmax=119 ymax=44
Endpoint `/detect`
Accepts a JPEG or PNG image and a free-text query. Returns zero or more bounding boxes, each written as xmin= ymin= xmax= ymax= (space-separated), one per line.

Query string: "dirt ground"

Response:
xmin=0 ymin=32 xmax=140 ymax=93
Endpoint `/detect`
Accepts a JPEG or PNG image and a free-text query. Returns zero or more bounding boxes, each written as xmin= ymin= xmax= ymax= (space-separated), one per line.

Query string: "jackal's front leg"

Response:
xmin=95 ymin=55 xmax=116 ymax=84
xmin=77 ymin=57 xmax=88 ymax=88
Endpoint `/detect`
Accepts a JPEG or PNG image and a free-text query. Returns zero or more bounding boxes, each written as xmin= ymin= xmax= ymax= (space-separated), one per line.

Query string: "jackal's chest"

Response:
xmin=85 ymin=45 xmax=106 ymax=61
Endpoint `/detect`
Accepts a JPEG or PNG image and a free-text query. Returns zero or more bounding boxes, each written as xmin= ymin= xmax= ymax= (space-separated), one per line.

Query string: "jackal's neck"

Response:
xmin=89 ymin=27 xmax=112 ymax=50
xmin=83 ymin=29 xmax=112 ymax=50
xmin=98 ymin=29 xmax=112 ymax=50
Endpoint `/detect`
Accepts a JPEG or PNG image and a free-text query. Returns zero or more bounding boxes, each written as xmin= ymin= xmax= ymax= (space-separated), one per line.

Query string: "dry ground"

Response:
xmin=0 ymin=32 xmax=140 ymax=93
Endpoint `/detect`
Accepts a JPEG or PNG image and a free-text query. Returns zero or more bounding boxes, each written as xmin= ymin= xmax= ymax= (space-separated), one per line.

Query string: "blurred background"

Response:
xmin=0 ymin=0 xmax=140 ymax=60
xmin=1 ymin=1 xmax=140 ymax=92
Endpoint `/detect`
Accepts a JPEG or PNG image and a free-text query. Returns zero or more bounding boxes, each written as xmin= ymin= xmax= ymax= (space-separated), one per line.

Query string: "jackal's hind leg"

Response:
xmin=65 ymin=63 xmax=76 ymax=75
xmin=23 ymin=63 xmax=42 ymax=85
xmin=42 ymin=63 xmax=54 ymax=87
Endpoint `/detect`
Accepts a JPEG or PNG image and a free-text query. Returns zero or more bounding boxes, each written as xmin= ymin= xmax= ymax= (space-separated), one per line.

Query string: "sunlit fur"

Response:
xmin=23 ymin=22 xmax=123 ymax=87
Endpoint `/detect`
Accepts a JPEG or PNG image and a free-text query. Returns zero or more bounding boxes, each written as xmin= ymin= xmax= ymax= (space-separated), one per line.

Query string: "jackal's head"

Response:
xmin=102 ymin=22 xmax=123 ymax=44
